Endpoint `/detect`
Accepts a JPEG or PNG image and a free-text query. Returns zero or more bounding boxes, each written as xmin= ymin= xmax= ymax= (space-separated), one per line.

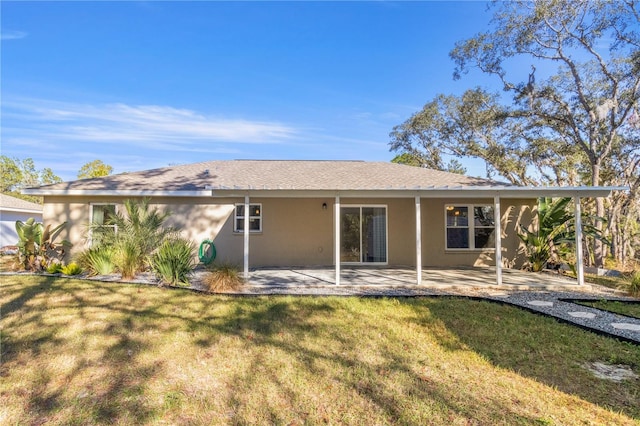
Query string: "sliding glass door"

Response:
xmin=340 ymin=206 xmax=387 ymax=264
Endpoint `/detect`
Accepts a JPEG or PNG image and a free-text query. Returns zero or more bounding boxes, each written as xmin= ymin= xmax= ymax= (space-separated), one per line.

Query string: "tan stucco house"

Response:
xmin=23 ymin=160 xmax=618 ymax=285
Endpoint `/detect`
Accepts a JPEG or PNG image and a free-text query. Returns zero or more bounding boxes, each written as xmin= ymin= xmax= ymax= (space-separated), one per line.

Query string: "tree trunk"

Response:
xmin=592 ymin=164 xmax=605 ymax=268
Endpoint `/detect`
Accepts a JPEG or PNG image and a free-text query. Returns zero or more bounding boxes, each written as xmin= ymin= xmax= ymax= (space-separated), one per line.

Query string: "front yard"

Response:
xmin=1 ymin=275 xmax=639 ymax=425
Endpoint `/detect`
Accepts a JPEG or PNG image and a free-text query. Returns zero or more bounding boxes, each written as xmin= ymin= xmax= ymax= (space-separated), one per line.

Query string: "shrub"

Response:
xmin=204 ymin=263 xmax=244 ymax=293
xmin=15 ymin=218 xmax=70 ymax=271
xmin=92 ymin=198 xmax=173 ymax=279
xmin=151 ymin=237 xmax=196 ymax=286
xmin=46 ymin=263 xmax=63 ymax=274
xmin=627 ymin=271 xmax=640 ymax=297
xmin=114 ymin=239 xmax=139 ymax=280
xmin=61 ymin=262 xmax=83 ymax=276
xmin=77 ymin=246 xmax=116 ymax=275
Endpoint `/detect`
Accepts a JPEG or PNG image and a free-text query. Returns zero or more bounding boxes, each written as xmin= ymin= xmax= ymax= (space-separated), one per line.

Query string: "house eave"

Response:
xmin=23 ymin=186 xmax=627 ymax=199
xmin=208 ymin=186 xmax=626 ymax=199
xmin=21 ymin=189 xmax=213 ymax=197
xmin=0 ymin=207 xmax=43 ymax=214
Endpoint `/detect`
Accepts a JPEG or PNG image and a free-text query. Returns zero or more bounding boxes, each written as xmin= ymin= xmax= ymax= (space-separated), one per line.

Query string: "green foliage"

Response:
xmin=391 ymin=152 xmax=467 ymax=175
xmin=519 ymin=198 xmax=574 ymax=272
xmin=46 ymin=263 xmax=63 ymax=274
xmin=151 ymin=237 xmax=196 ymax=286
xmin=61 ymin=262 xmax=82 ymax=276
xmin=15 ymin=218 xmax=70 ymax=271
xmin=92 ymin=198 xmax=173 ymax=279
xmin=1 ymin=156 xmax=61 ymax=203
xmin=77 ymin=160 xmax=114 ymax=179
xmin=390 ymin=0 xmax=640 ymax=266
xmin=77 ymin=246 xmax=116 ymax=275
xmin=628 ymin=271 xmax=640 ymax=297
xmin=114 ymin=239 xmax=140 ymax=280
xmin=204 ymin=263 xmax=243 ymax=293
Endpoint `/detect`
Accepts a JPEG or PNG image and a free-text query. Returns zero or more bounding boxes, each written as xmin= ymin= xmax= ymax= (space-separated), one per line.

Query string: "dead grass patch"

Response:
xmin=203 ymin=263 xmax=244 ymax=293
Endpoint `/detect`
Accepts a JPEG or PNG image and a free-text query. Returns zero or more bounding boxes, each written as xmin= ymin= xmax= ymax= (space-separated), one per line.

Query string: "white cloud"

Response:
xmin=2 ymin=98 xmax=297 ymax=148
xmin=1 ymin=30 xmax=28 ymax=40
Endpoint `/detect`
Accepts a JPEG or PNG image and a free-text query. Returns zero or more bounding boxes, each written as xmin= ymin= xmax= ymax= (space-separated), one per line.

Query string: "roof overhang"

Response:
xmin=0 ymin=207 xmax=43 ymax=214
xmin=23 ymin=186 xmax=627 ymax=199
xmin=207 ymin=186 xmax=626 ymax=199
xmin=21 ymin=189 xmax=212 ymax=197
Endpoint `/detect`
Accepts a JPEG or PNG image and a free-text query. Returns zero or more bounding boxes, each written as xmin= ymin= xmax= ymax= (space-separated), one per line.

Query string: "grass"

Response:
xmin=1 ymin=275 xmax=639 ymax=425
xmin=574 ymin=300 xmax=640 ymax=319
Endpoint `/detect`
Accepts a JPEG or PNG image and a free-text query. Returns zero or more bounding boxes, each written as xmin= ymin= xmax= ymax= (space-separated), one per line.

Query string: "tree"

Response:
xmin=391 ymin=152 xmax=467 ymax=175
xmin=390 ymin=0 xmax=640 ymax=267
xmin=0 ymin=156 xmax=62 ymax=203
xmin=78 ymin=160 xmax=113 ymax=179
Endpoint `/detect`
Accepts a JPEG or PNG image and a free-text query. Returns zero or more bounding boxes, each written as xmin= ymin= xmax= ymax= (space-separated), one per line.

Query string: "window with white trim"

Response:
xmin=90 ymin=203 xmax=116 ymax=245
xmin=445 ymin=204 xmax=495 ymax=250
xmin=234 ymin=203 xmax=262 ymax=232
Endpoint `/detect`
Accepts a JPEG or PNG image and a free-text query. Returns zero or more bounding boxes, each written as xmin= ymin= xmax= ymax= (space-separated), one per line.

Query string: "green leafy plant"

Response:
xmin=46 ymin=263 xmax=63 ymax=274
xmin=627 ymin=271 xmax=640 ymax=297
xmin=518 ymin=198 xmax=574 ymax=272
xmin=91 ymin=198 xmax=172 ymax=279
xmin=519 ymin=198 xmax=608 ymax=272
xmin=204 ymin=263 xmax=243 ymax=293
xmin=114 ymin=239 xmax=140 ymax=280
xmin=61 ymin=262 xmax=82 ymax=276
xmin=151 ymin=237 xmax=196 ymax=286
xmin=77 ymin=246 xmax=115 ymax=275
xmin=15 ymin=218 xmax=70 ymax=271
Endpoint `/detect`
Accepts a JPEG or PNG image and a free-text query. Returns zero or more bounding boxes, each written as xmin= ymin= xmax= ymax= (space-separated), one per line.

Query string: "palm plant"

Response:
xmin=151 ymin=237 xmax=196 ymax=286
xmin=91 ymin=198 xmax=173 ymax=279
xmin=15 ymin=218 xmax=70 ymax=270
xmin=519 ymin=198 xmax=575 ymax=272
xmin=519 ymin=197 xmax=609 ymax=272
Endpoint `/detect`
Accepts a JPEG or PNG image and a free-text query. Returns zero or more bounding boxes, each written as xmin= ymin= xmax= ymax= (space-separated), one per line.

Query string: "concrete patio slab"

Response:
xmin=247 ymin=266 xmax=589 ymax=291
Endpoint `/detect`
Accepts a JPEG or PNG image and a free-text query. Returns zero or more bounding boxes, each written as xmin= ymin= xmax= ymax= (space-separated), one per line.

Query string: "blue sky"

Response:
xmin=2 ymin=1 xmax=502 ymax=182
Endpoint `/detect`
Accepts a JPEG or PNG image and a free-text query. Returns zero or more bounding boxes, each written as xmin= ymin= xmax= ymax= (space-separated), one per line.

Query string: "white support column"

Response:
xmin=243 ymin=195 xmax=250 ymax=280
xmin=574 ymin=197 xmax=585 ymax=286
xmin=334 ymin=195 xmax=341 ymax=286
xmin=415 ymin=196 xmax=422 ymax=285
xmin=494 ymin=196 xmax=503 ymax=286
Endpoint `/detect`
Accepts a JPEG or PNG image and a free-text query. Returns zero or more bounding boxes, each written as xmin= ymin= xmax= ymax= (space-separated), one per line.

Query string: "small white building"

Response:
xmin=0 ymin=194 xmax=43 ymax=247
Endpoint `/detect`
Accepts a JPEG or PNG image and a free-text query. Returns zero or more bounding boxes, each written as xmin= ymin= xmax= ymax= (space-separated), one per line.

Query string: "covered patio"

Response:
xmin=247 ymin=266 xmax=585 ymax=290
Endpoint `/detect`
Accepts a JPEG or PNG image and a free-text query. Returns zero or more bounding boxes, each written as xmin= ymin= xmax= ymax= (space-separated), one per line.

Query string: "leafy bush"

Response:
xmin=15 ymin=218 xmax=71 ymax=271
xmin=61 ymin=262 xmax=83 ymax=275
xmin=114 ymin=239 xmax=139 ymax=280
xmin=204 ymin=263 xmax=243 ymax=293
xmin=151 ymin=237 xmax=196 ymax=286
xmin=628 ymin=271 xmax=640 ymax=297
xmin=46 ymin=263 xmax=63 ymax=274
xmin=77 ymin=246 xmax=116 ymax=275
xmin=91 ymin=198 xmax=172 ymax=279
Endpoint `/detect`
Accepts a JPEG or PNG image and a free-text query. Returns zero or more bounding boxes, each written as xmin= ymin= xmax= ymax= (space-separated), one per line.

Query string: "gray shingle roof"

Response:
xmin=0 ymin=193 xmax=43 ymax=212
xmin=27 ymin=160 xmax=502 ymax=193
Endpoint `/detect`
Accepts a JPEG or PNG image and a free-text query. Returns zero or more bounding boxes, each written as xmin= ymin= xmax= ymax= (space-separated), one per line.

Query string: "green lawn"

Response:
xmin=574 ymin=299 xmax=640 ymax=319
xmin=1 ymin=276 xmax=639 ymax=425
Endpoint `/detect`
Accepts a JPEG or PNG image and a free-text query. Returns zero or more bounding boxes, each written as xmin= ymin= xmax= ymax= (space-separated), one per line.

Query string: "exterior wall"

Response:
xmin=0 ymin=210 xmax=43 ymax=247
xmin=420 ymin=198 xmax=535 ymax=269
xmin=42 ymin=195 xmax=535 ymax=269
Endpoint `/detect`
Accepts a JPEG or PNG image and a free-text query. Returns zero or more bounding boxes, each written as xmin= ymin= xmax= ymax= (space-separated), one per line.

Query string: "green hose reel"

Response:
xmin=198 ymin=239 xmax=216 ymax=264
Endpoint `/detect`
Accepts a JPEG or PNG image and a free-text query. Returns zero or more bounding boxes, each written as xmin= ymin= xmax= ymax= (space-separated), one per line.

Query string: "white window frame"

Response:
xmin=444 ymin=204 xmax=495 ymax=251
xmin=234 ymin=203 xmax=262 ymax=233
xmin=89 ymin=203 xmax=117 ymax=246
xmin=340 ymin=204 xmax=388 ymax=265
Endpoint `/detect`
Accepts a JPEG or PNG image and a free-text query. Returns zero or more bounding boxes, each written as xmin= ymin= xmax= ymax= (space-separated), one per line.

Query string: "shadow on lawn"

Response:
xmin=414 ymin=297 xmax=640 ymax=420
xmin=2 ymin=278 xmax=638 ymax=424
